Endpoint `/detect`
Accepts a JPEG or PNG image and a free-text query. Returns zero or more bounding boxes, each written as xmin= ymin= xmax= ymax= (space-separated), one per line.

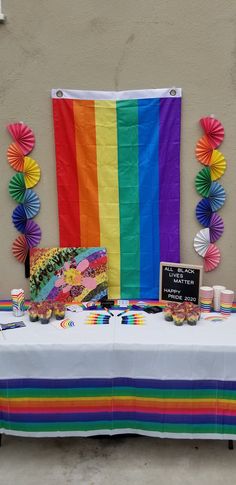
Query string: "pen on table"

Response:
xmin=104 ymin=307 xmax=114 ymax=316
xmin=117 ymin=309 xmax=130 ymax=317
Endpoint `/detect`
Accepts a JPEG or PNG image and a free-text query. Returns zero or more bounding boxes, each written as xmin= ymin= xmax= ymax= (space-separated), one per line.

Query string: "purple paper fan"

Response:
xmin=195 ymin=198 xmax=212 ymax=227
xmin=24 ymin=220 xmax=41 ymax=248
xmin=209 ymin=213 xmax=224 ymax=243
xmin=12 ymin=204 xmax=27 ymax=233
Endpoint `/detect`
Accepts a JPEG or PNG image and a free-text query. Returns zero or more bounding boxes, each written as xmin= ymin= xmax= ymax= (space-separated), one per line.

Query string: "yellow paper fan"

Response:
xmin=23 ymin=157 xmax=41 ymax=188
xmin=209 ymin=150 xmax=226 ymax=181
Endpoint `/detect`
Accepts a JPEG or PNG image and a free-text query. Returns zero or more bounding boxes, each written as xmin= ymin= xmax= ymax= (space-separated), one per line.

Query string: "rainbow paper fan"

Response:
xmin=12 ymin=205 xmax=27 ymax=233
xmin=8 ymin=173 xmax=26 ymax=202
xmin=195 ymin=136 xmax=213 ymax=166
xmin=195 ymin=167 xmax=212 ymax=197
xmin=7 ymin=122 xmax=35 ymax=155
xmin=204 ymin=243 xmax=221 ymax=272
xmin=208 ymin=182 xmax=226 ymax=212
xmin=209 ymin=150 xmax=226 ymax=181
xmin=193 ymin=228 xmax=210 ymax=257
xmin=12 ymin=234 xmax=28 ymax=263
xmin=23 ymin=157 xmax=41 ymax=188
xmin=24 ymin=220 xmax=41 ymax=248
xmin=22 ymin=189 xmax=40 ymax=219
xmin=200 ymin=117 xmax=224 ymax=149
xmin=209 ymin=213 xmax=224 ymax=243
xmin=7 ymin=142 xmax=24 ymax=172
xmin=195 ymin=198 xmax=213 ymax=227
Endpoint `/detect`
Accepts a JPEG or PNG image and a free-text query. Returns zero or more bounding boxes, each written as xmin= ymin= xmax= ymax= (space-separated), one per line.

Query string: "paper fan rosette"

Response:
xmin=208 ymin=182 xmax=226 ymax=211
xmin=12 ymin=205 xmax=28 ymax=233
xmin=12 ymin=234 xmax=28 ymax=263
xmin=24 ymin=220 xmax=41 ymax=248
xmin=22 ymin=189 xmax=40 ymax=219
xmin=193 ymin=228 xmax=210 ymax=257
xmin=7 ymin=142 xmax=24 ymax=171
xmin=7 ymin=122 xmax=35 ymax=155
xmin=195 ymin=136 xmax=213 ymax=166
xmin=204 ymin=243 xmax=221 ymax=272
xmin=209 ymin=150 xmax=226 ymax=181
xmin=200 ymin=117 xmax=224 ymax=149
xmin=209 ymin=213 xmax=224 ymax=243
xmin=195 ymin=198 xmax=213 ymax=227
xmin=8 ymin=172 xmax=26 ymax=202
xmin=23 ymin=157 xmax=41 ymax=188
xmin=195 ymin=167 xmax=212 ymax=197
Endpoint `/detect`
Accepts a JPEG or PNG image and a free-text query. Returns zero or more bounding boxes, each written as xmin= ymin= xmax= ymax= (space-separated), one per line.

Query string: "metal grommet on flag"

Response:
xmin=56 ymin=90 xmax=63 ymax=98
xmin=169 ymin=88 xmax=177 ymax=96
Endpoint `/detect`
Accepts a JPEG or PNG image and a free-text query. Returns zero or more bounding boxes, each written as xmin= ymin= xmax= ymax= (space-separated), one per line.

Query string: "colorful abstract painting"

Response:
xmin=52 ymin=88 xmax=182 ymax=299
xmin=30 ymin=247 xmax=108 ymax=302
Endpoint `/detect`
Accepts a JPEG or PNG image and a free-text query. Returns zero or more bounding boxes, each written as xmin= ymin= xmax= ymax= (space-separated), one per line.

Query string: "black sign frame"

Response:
xmin=159 ymin=262 xmax=203 ymax=305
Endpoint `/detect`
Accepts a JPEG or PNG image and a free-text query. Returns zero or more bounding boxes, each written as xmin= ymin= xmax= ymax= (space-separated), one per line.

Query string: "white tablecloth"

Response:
xmin=1 ymin=310 xmax=236 ymax=381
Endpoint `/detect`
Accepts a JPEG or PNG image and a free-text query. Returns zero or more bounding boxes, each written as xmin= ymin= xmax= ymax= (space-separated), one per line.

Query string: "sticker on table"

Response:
xmin=203 ymin=315 xmax=227 ymax=322
xmin=60 ymin=318 xmax=76 ymax=329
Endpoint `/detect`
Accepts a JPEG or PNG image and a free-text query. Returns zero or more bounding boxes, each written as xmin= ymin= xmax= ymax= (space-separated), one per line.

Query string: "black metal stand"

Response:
xmin=0 ymin=434 xmax=2 ymax=447
xmin=228 ymin=440 xmax=234 ymax=450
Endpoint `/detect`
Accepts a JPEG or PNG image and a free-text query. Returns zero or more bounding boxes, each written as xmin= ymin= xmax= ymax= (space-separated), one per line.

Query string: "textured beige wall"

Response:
xmin=0 ymin=0 xmax=236 ymax=299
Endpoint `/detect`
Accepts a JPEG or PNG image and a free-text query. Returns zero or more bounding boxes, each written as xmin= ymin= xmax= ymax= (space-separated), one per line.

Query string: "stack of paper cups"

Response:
xmin=213 ymin=285 xmax=226 ymax=312
xmin=220 ymin=290 xmax=234 ymax=316
xmin=11 ymin=289 xmax=25 ymax=317
xmin=200 ymin=286 xmax=213 ymax=312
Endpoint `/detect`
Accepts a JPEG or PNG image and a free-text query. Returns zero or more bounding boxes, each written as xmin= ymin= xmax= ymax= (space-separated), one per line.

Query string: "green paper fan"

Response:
xmin=195 ymin=167 xmax=212 ymax=197
xmin=8 ymin=172 xmax=26 ymax=202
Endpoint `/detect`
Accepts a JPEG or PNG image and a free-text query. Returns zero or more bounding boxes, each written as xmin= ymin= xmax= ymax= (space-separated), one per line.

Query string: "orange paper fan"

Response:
xmin=204 ymin=243 xmax=221 ymax=272
xmin=209 ymin=150 xmax=226 ymax=181
xmin=7 ymin=122 xmax=35 ymax=155
xmin=195 ymin=136 xmax=213 ymax=166
xmin=200 ymin=117 xmax=224 ymax=149
xmin=12 ymin=234 xmax=28 ymax=263
xmin=7 ymin=142 xmax=25 ymax=171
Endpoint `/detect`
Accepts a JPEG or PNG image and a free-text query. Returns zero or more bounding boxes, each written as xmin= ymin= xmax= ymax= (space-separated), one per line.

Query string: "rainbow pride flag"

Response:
xmin=52 ymin=89 xmax=182 ymax=299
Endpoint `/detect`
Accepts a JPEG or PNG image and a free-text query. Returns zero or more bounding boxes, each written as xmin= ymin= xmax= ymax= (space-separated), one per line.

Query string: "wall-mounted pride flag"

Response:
xmin=52 ymin=88 xmax=182 ymax=299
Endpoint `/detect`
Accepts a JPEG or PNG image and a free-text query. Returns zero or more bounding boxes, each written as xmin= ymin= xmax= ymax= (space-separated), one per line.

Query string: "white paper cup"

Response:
xmin=213 ymin=285 xmax=226 ymax=312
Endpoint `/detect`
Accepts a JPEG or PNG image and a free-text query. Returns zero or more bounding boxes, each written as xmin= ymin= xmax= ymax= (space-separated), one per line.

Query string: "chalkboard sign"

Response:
xmin=159 ymin=262 xmax=203 ymax=304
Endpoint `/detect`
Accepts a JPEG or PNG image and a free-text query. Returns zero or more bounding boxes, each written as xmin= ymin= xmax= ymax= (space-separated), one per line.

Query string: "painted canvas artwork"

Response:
xmin=30 ymin=247 xmax=108 ymax=302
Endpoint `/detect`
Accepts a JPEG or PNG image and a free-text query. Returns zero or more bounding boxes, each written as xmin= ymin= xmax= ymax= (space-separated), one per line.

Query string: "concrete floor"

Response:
xmin=0 ymin=435 xmax=235 ymax=485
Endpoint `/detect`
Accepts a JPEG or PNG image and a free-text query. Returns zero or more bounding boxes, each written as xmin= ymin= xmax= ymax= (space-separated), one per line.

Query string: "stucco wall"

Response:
xmin=0 ymin=0 xmax=235 ymax=299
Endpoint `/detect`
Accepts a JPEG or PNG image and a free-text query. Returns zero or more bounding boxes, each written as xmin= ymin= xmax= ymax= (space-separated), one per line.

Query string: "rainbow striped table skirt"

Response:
xmin=1 ymin=377 xmax=236 ymax=438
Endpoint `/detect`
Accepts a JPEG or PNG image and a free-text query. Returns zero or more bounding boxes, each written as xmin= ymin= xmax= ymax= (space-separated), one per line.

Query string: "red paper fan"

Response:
xmin=204 ymin=243 xmax=221 ymax=272
xmin=195 ymin=136 xmax=213 ymax=166
xmin=7 ymin=142 xmax=25 ymax=171
xmin=7 ymin=122 xmax=35 ymax=155
xmin=12 ymin=234 xmax=28 ymax=263
xmin=200 ymin=117 xmax=224 ymax=149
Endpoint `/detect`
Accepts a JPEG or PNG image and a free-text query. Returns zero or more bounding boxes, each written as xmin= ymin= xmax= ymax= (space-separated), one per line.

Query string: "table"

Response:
xmin=1 ymin=309 xmax=236 ymax=440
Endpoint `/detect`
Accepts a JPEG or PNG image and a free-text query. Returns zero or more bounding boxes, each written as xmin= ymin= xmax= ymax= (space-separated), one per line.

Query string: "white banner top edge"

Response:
xmin=51 ymin=88 xmax=182 ymax=100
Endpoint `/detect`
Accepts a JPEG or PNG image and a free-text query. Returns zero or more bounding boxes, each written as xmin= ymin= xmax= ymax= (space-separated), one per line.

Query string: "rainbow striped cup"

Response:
xmin=220 ymin=290 xmax=234 ymax=316
xmin=199 ymin=286 xmax=213 ymax=313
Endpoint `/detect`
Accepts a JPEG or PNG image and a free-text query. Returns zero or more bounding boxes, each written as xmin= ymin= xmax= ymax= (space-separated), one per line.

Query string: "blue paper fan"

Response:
xmin=195 ymin=199 xmax=213 ymax=227
xmin=12 ymin=204 xmax=27 ymax=233
xmin=208 ymin=182 xmax=226 ymax=211
xmin=22 ymin=189 xmax=40 ymax=219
